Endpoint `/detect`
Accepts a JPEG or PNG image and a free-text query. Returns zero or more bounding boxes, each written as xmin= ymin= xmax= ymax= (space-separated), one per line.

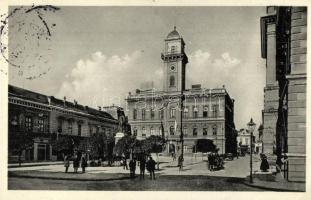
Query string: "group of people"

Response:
xmin=128 ymin=156 xmax=157 ymax=180
xmin=207 ymin=152 xmax=224 ymax=171
xmin=64 ymin=153 xmax=88 ymax=173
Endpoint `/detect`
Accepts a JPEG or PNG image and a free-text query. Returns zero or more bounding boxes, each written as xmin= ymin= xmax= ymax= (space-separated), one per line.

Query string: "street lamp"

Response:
xmin=247 ymin=118 xmax=256 ymax=183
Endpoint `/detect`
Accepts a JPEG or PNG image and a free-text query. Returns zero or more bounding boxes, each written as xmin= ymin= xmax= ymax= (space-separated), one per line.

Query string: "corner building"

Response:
xmin=260 ymin=7 xmax=306 ymax=182
xmin=126 ymin=28 xmax=236 ymax=155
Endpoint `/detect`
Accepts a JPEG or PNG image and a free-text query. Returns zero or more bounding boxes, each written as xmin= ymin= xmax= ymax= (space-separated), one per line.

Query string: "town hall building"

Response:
xmin=126 ymin=27 xmax=237 ymax=155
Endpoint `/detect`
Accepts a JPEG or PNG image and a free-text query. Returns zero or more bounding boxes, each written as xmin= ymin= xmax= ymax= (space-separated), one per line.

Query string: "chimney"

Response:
xmin=63 ymin=96 xmax=66 ymax=107
xmin=47 ymin=96 xmax=51 ymax=105
xmin=98 ymin=106 xmax=101 ymax=111
xmin=74 ymin=99 xmax=78 ymax=106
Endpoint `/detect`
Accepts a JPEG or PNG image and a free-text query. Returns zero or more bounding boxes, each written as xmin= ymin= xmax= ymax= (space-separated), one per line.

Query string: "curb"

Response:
xmin=8 ymin=173 xmax=132 ymax=182
xmin=8 ymin=163 xmax=63 ymax=168
xmin=242 ymin=179 xmax=305 ymax=192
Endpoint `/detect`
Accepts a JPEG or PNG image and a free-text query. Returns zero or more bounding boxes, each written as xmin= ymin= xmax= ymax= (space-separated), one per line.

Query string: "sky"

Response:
xmin=7 ymin=6 xmax=267 ymax=130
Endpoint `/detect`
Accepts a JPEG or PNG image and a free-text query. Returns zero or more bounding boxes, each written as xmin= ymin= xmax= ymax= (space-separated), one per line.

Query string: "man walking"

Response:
xmin=64 ymin=155 xmax=70 ymax=173
xmin=139 ymin=156 xmax=146 ymax=179
xmin=146 ymin=156 xmax=156 ymax=180
xmin=81 ymin=153 xmax=87 ymax=173
xmin=129 ymin=158 xmax=136 ymax=178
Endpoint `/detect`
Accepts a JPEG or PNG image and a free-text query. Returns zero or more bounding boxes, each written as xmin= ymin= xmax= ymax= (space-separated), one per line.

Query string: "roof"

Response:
xmin=8 ymin=85 xmax=115 ymax=120
xmin=167 ymin=26 xmax=181 ymax=39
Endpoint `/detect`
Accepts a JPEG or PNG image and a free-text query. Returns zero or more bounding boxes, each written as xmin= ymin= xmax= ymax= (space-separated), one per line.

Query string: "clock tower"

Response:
xmin=161 ymin=27 xmax=188 ymax=92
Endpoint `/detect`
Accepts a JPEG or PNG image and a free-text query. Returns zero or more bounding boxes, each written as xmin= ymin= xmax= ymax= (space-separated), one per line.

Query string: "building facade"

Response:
xmin=8 ymin=85 xmax=119 ymax=162
xmin=126 ymin=28 xmax=237 ymax=155
xmin=260 ymin=6 xmax=306 ymax=182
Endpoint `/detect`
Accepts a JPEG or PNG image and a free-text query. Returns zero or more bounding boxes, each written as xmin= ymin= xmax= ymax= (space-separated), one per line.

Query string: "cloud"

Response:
xmin=57 ymin=51 xmax=162 ymax=107
xmin=187 ymin=50 xmax=241 ymax=88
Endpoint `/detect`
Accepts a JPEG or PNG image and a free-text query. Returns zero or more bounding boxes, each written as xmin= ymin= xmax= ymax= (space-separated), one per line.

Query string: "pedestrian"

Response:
xmin=178 ymin=155 xmax=184 ymax=171
xmin=260 ymin=153 xmax=269 ymax=172
xmin=64 ymin=155 xmax=70 ymax=173
xmin=139 ymin=156 xmax=146 ymax=179
xmin=146 ymin=156 xmax=156 ymax=180
xmin=129 ymin=158 xmax=136 ymax=178
xmin=81 ymin=154 xmax=87 ymax=173
xmin=173 ymin=152 xmax=176 ymax=161
xmin=123 ymin=157 xmax=128 ymax=170
xmin=73 ymin=154 xmax=80 ymax=173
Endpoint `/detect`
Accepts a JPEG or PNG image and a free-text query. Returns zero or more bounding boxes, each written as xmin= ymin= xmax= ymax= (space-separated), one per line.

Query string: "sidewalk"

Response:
xmin=8 ymin=161 xmax=63 ymax=168
xmin=244 ymin=176 xmax=305 ymax=192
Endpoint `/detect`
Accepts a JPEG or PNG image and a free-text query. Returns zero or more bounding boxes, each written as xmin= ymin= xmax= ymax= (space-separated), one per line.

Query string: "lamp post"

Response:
xmin=247 ymin=118 xmax=256 ymax=183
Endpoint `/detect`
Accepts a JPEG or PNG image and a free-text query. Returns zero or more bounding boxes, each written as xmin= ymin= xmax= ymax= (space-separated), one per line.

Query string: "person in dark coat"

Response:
xmin=139 ymin=157 xmax=146 ymax=179
xmin=260 ymin=154 xmax=269 ymax=172
xmin=146 ymin=156 xmax=156 ymax=180
xmin=129 ymin=158 xmax=136 ymax=178
xmin=81 ymin=154 xmax=87 ymax=173
xmin=73 ymin=154 xmax=80 ymax=173
xmin=64 ymin=155 xmax=70 ymax=173
xmin=123 ymin=157 xmax=128 ymax=170
xmin=178 ymin=155 xmax=184 ymax=171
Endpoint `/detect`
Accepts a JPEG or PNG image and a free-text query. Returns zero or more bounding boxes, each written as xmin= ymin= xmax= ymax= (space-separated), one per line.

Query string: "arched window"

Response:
xmin=169 ymin=75 xmax=175 ymax=87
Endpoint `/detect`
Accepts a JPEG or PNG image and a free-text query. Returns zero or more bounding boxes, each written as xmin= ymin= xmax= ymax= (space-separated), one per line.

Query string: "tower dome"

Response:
xmin=167 ymin=26 xmax=181 ymax=39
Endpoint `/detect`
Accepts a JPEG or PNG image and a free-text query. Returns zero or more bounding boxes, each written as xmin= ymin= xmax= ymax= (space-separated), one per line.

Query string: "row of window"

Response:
xmin=133 ymin=105 xmax=219 ymax=120
xmin=58 ymin=120 xmax=113 ymax=136
xmin=24 ymin=116 xmax=45 ymax=132
xmin=133 ymin=125 xmax=219 ymax=137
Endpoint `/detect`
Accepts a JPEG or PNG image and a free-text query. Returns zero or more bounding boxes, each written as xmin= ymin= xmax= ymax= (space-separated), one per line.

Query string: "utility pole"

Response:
xmin=180 ymin=90 xmax=184 ymax=170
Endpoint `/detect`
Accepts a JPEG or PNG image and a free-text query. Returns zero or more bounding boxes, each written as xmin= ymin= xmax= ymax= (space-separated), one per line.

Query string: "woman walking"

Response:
xmin=64 ymin=155 xmax=70 ymax=173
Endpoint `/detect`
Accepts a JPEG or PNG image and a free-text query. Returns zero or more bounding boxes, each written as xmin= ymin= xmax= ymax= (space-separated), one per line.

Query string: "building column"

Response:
xmin=33 ymin=142 xmax=38 ymax=161
xmin=262 ymin=20 xmax=279 ymax=156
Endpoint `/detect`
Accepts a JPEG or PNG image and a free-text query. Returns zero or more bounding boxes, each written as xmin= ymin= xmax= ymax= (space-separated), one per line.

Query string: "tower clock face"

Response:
xmin=170 ymin=65 xmax=176 ymax=71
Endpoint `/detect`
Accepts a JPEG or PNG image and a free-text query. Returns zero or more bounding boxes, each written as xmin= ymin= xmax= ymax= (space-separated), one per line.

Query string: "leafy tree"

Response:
xmin=195 ymin=139 xmax=216 ymax=153
xmin=50 ymin=136 xmax=75 ymax=159
xmin=143 ymin=135 xmax=166 ymax=169
xmin=8 ymin=133 xmax=34 ymax=166
xmin=114 ymin=135 xmax=146 ymax=160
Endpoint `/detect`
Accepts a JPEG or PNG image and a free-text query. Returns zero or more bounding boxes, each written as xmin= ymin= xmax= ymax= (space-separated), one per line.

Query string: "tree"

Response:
xmin=143 ymin=135 xmax=166 ymax=170
xmin=8 ymin=133 xmax=34 ymax=166
xmin=50 ymin=136 xmax=75 ymax=160
xmin=78 ymin=132 xmax=115 ymax=161
xmin=114 ymin=135 xmax=145 ymax=160
xmin=195 ymin=139 xmax=216 ymax=153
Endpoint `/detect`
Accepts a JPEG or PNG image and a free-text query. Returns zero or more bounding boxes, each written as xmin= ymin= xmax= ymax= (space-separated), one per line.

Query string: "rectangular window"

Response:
xmin=150 ymin=127 xmax=155 ymax=135
xmin=133 ymin=109 xmax=137 ymax=120
xmin=25 ymin=116 xmax=32 ymax=131
xmin=142 ymin=127 xmax=146 ymax=137
xmin=150 ymin=108 xmax=155 ymax=120
xmin=133 ymin=128 xmax=137 ymax=137
xmin=183 ymin=127 xmax=188 ymax=137
xmin=68 ymin=121 xmax=73 ymax=134
xmin=78 ymin=124 xmax=82 ymax=136
xmin=212 ymin=105 xmax=218 ymax=117
xmin=38 ymin=119 xmax=44 ymax=132
xmin=171 ymin=45 xmax=176 ymax=53
xmin=193 ymin=127 xmax=198 ymax=136
xmin=170 ymin=108 xmax=176 ymax=118
xmin=213 ymin=125 xmax=217 ymax=135
xmin=193 ymin=106 xmax=198 ymax=118
xmin=203 ymin=106 xmax=208 ymax=118
xmin=142 ymin=109 xmax=146 ymax=120
xmin=159 ymin=109 xmax=164 ymax=120
xmin=203 ymin=127 xmax=208 ymax=136
xmin=183 ymin=107 xmax=189 ymax=118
